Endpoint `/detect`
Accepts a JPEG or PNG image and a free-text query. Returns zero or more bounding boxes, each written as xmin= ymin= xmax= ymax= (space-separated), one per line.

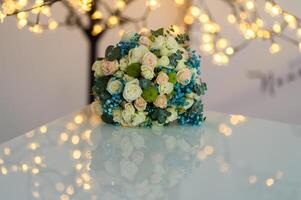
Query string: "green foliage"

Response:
xmin=101 ymin=113 xmax=114 ymax=124
xmin=175 ymin=33 xmax=190 ymax=44
xmin=105 ymin=45 xmax=121 ymax=61
xmin=150 ymin=108 xmax=172 ymax=124
xmin=92 ymin=76 xmax=111 ymax=98
xmin=139 ymin=79 xmax=151 ymax=89
xmin=142 ymin=85 xmax=158 ymax=103
xmin=151 ymin=28 xmax=164 ymax=37
xmin=168 ymin=72 xmax=177 ymax=84
xmin=126 ymin=63 xmax=141 ymax=78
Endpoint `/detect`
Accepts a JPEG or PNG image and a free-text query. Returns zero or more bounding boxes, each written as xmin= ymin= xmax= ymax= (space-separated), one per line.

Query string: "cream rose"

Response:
xmin=151 ymin=35 xmax=165 ymax=49
xmin=119 ymin=57 xmax=129 ymax=71
xmin=134 ymin=97 xmax=147 ymax=111
xmin=128 ymin=45 xmax=149 ymax=64
xmin=183 ymin=98 xmax=194 ymax=110
xmin=123 ymin=79 xmax=143 ymax=102
xmin=101 ymin=60 xmax=119 ymax=76
xmin=106 ymin=78 xmax=123 ymax=95
xmin=154 ymin=95 xmax=167 ymax=109
xmin=92 ymin=60 xmax=104 ymax=77
xmin=156 ymin=72 xmax=169 ymax=85
xmin=159 ymin=82 xmax=174 ymax=95
xmin=175 ymin=60 xmax=186 ymax=71
xmin=142 ymin=52 xmax=157 ymax=68
xmin=160 ymin=47 xmax=170 ymax=56
xmin=157 ymin=56 xmax=170 ymax=67
xmin=122 ymin=103 xmax=135 ymax=122
xmin=141 ymin=65 xmax=155 ymax=80
xmin=166 ymin=107 xmax=178 ymax=123
xmin=131 ymin=112 xmax=146 ymax=126
xmin=139 ymin=36 xmax=152 ymax=47
xmin=113 ymin=109 xmax=122 ymax=123
xmin=177 ymin=68 xmax=192 ymax=85
xmin=166 ymin=36 xmax=178 ymax=50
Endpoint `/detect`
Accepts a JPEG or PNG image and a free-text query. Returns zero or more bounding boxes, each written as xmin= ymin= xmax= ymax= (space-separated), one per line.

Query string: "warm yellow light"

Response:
xmin=1 ymin=167 xmax=8 ymax=175
xmin=82 ymin=129 xmax=92 ymax=140
xmin=227 ymin=14 xmax=236 ymax=24
xmin=91 ymin=24 xmax=103 ymax=36
xmin=225 ymin=47 xmax=234 ymax=55
xmin=216 ymin=38 xmax=228 ymax=50
xmin=4 ymin=147 xmax=11 ymax=156
xmin=203 ymin=23 xmax=220 ymax=34
xmin=219 ymin=123 xmax=232 ymax=136
xmin=189 ymin=6 xmax=200 ymax=17
xmin=116 ymin=0 xmax=125 ymax=10
xmin=269 ymin=43 xmax=281 ymax=54
xmin=60 ymin=194 xmax=69 ymax=200
xmin=174 ymin=0 xmax=185 ymax=5
xmin=200 ymin=43 xmax=214 ymax=53
xmin=72 ymin=150 xmax=82 ymax=159
xmin=244 ymin=29 xmax=256 ymax=39
xmin=32 ymin=168 xmax=39 ymax=174
xmin=198 ymin=13 xmax=209 ymax=23
xmin=60 ymin=132 xmax=69 ymax=142
xmin=239 ymin=12 xmax=248 ymax=20
xmin=1 ymin=0 xmax=17 ymax=15
xmin=21 ymin=164 xmax=29 ymax=172
xmin=272 ymin=22 xmax=281 ymax=33
xmin=0 ymin=11 xmax=6 ymax=23
xmin=297 ymin=28 xmax=301 ymax=37
xmin=204 ymin=145 xmax=214 ymax=155
xmin=246 ymin=1 xmax=255 ymax=10
xmin=39 ymin=126 xmax=47 ymax=133
xmin=41 ymin=6 xmax=51 ymax=17
xmin=263 ymin=30 xmax=271 ymax=39
xmin=213 ymin=52 xmax=229 ymax=65
xmin=270 ymin=5 xmax=282 ymax=16
xmin=28 ymin=142 xmax=39 ymax=150
xmin=91 ymin=11 xmax=103 ymax=20
xmin=34 ymin=156 xmax=42 ymax=164
xmin=74 ymin=115 xmax=84 ymax=124
xmin=83 ymin=183 xmax=91 ymax=190
xmin=146 ymin=0 xmax=160 ymax=10
xmin=107 ymin=16 xmax=119 ymax=27
xmin=48 ymin=19 xmax=58 ymax=30
xmin=66 ymin=185 xmax=74 ymax=195
xmin=202 ymin=34 xmax=213 ymax=42
xmin=256 ymin=18 xmax=264 ymax=27
xmin=264 ymin=1 xmax=273 ymax=12
xmin=248 ymin=176 xmax=257 ymax=184
xmin=266 ymin=178 xmax=274 ymax=187
xmin=17 ymin=19 xmax=27 ymax=28
xmin=184 ymin=14 xmax=194 ymax=25
xmin=71 ymin=135 xmax=80 ymax=145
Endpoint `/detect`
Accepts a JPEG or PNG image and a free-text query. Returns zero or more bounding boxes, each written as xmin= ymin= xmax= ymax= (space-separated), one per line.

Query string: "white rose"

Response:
xmin=142 ymin=52 xmax=157 ymax=67
xmin=121 ymin=31 xmax=137 ymax=42
xmin=141 ymin=65 xmax=155 ymax=80
xmin=159 ymin=82 xmax=174 ymax=95
xmin=128 ymin=45 xmax=149 ymax=64
xmin=183 ymin=98 xmax=194 ymax=110
xmin=166 ymin=36 xmax=178 ymax=50
xmin=157 ymin=56 xmax=170 ymax=67
xmin=119 ymin=57 xmax=129 ymax=71
xmin=92 ymin=60 xmax=104 ymax=77
xmin=122 ymin=103 xmax=135 ymax=122
xmin=112 ymin=109 xmax=122 ymax=123
xmin=151 ymin=35 xmax=165 ymax=49
xmin=106 ymin=78 xmax=123 ymax=95
xmin=175 ymin=60 xmax=186 ymax=71
xmin=131 ymin=112 xmax=146 ymax=126
xmin=160 ymin=46 xmax=170 ymax=56
xmin=139 ymin=36 xmax=152 ymax=47
xmin=123 ymin=79 xmax=143 ymax=102
xmin=166 ymin=107 xmax=178 ymax=123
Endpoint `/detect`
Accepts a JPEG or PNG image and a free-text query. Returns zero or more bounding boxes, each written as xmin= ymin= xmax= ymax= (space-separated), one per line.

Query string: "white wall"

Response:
xmin=0 ymin=0 xmax=186 ymax=142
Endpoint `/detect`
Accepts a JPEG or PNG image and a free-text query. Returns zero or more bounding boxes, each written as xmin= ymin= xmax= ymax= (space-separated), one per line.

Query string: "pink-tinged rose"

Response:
xmin=156 ymin=72 xmax=169 ymax=85
xmin=177 ymin=68 xmax=191 ymax=85
xmin=101 ymin=60 xmax=119 ymax=75
xmin=154 ymin=95 xmax=167 ymax=109
xmin=134 ymin=97 xmax=147 ymax=111
xmin=140 ymin=29 xmax=151 ymax=37
xmin=142 ymin=52 xmax=157 ymax=68
xmin=139 ymin=36 xmax=151 ymax=47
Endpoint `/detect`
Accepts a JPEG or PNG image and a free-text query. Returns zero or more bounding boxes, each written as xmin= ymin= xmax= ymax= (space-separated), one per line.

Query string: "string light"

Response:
xmin=187 ymin=0 xmax=301 ymax=65
xmin=107 ymin=15 xmax=119 ymax=28
xmin=146 ymin=0 xmax=160 ymax=10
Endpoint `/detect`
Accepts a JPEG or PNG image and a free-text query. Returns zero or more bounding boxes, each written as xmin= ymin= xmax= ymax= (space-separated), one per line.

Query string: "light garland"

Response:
xmin=184 ymin=0 xmax=301 ymax=65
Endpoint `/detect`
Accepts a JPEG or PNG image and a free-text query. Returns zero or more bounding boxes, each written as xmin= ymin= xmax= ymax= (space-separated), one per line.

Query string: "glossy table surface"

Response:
xmin=0 ymin=105 xmax=301 ymax=200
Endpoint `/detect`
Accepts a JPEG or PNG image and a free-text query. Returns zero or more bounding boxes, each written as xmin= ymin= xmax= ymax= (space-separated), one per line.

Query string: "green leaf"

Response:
xmin=168 ymin=72 xmax=177 ymax=84
xmin=105 ymin=45 xmax=115 ymax=61
xmin=101 ymin=113 xmax=114 ymax=124
xmin=151 ymin=28 xmax=164 ymax=37
xmin=113 ymin=46 xmax=121 ymax=60
xmin=142 ymin=85 xmax=158 ymax=103
xmin=126 ymin=63 xmax=141 ymax=78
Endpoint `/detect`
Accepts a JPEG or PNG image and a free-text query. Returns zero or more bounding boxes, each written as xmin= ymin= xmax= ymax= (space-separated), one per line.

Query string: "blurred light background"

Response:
xmin=0 ymin=0 xmax=301 ymax=142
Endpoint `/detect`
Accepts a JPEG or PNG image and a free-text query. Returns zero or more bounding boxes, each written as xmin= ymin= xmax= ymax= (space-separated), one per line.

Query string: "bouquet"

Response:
xmin=92 ymin=27 xmax=207 ymax=127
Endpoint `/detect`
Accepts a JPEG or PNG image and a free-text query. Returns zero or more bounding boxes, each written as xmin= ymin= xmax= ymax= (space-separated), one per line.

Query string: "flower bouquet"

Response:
xmin=92 ymin=27 xmax=207 ymax=127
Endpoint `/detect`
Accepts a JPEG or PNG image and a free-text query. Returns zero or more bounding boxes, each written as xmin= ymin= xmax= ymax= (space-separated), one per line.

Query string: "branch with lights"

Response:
xmin=184 ymin=0 xmax=301 ymax=65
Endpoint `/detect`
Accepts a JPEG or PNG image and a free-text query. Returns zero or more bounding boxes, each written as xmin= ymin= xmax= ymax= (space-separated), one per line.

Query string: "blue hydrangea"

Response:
xmin=117 ymin=41 xmax=139 ymax=57
xmin=185 ymin=49 xmax=201 ymax=70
